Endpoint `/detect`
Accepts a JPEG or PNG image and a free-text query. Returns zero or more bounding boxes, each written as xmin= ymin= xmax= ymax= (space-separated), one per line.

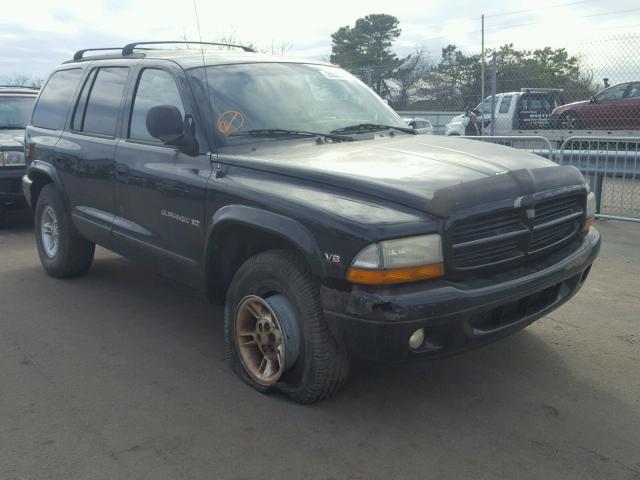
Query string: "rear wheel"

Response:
xmin=224 ymin=250 xmax=350 ymax=404
xmin=35 ymin=184 xmax=95 ymax=277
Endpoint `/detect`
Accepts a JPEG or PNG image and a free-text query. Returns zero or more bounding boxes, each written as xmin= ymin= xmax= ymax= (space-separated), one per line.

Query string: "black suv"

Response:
xmin=23 ymin=42 xmax=600 ymax=403
xmin=0 ymin=86 xmax=38 ymax=226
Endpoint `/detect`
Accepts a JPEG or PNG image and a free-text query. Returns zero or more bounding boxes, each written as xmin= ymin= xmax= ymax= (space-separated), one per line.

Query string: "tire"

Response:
xmin=34 ymin=184 xmax=95 ymax=278
xmin=224 ymin=250 xmax=350 ymax=404
xmin=560 ymin=111 xmax=581 ymax=129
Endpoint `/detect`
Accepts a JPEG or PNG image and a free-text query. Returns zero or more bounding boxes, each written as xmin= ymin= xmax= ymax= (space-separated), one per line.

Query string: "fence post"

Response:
xmin=367 ymin=67 xmax=373 ymax=89
xmin=490 ymin=53 xmax=497 ymax=136
xmin=589 ymin=173 xmax=604 ymax=214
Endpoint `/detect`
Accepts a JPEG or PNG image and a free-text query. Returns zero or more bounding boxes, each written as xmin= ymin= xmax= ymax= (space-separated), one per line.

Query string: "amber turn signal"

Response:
xmin=583 ymin=217 xmax=594 ymax=232
xmin=346 ymin=263 xmax=444 ymax=285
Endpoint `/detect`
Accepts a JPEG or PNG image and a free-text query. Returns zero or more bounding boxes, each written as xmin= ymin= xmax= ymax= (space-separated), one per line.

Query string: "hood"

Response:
xmin=220 ymin=135 xmax=585 ymax=217
xmin=555 ymin=100 xmax=588 ymax=112
xmin=0 ymin=129 xmax=25 ymax=149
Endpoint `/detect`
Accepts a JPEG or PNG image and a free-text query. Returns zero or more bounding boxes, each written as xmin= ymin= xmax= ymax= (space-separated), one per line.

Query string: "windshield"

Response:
xmin=188 ymin=63 xmax=406 ymax=145
xmin=0 ymin=95 xmax=36 ymax=128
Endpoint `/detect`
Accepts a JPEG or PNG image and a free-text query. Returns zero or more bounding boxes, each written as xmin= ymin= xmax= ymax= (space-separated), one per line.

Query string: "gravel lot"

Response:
xmin=1 ymin=211 xmax=639 ymax=480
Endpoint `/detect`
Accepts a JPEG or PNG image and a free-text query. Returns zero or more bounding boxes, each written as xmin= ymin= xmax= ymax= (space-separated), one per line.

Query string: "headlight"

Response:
xmin=0 ymin=151 xmax=25 ymax=166
xmin=347 ymin=234 xmax=444 ymax=285
xmin=584 ymin=192 xmax=596 ymax=232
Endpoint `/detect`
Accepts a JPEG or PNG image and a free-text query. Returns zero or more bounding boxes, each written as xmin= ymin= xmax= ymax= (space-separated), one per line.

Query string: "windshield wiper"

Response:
xmin=227 ymin=128 xmax=352 ymax=142
xmin=330 ymin=123 xmax=416 ymax=135
xmin=0 ymin=125 xmax=25 ymax=129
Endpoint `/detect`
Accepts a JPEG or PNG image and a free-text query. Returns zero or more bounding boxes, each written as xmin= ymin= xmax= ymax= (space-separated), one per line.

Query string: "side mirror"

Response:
xmin=590 ymin=96 xmax=597 ymax=104
xmin=146 ymin=105 xmax=184 ymax=143
xmin=146 ymin=105 xmax=198 ymax=155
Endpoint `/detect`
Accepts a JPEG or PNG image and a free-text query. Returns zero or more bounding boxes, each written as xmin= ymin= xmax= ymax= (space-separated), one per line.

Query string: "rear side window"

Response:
xmin=521 ymin=96 xmax=554 ymax=112
xmin=74 ymin=67 xmax=129 ymax=137
xmin=32 ymin=69 xmax=83 ymax=130
xmin=499 ymin=95 xmax=512 ymax=114
xmin=129 ymin=69 xmax=185 ymax=142
xmin=627 ymin=83 xmax=640 ymax=98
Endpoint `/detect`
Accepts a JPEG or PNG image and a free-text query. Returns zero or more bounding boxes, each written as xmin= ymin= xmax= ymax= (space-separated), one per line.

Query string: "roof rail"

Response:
xmin=73 ymin=47 xmax=123 ymax=61
xmin=0 ymin=85 xmax=40 ymax=89
xmin=122 ymin=41 xmax=256 ymax=55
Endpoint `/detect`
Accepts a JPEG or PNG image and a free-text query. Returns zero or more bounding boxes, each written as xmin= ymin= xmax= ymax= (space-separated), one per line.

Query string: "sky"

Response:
xmin=1 ymin=0 xmax=639 ymax=83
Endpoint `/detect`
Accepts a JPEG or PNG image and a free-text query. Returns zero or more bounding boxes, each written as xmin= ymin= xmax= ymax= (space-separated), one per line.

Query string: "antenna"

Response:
xmin=192 ymin=0 xmax=219 ymax=172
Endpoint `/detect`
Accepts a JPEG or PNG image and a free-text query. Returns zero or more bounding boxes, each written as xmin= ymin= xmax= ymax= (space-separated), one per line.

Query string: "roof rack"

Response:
xmin=73 ymin=47 xmax=123 ymax=61
xmin=122 ymin=41 xmax=256 ymax=55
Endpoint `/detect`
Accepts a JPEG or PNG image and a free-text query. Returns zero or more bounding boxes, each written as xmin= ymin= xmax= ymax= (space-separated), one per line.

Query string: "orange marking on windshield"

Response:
xmin=217 ymin=110 xmax=245 ymax=135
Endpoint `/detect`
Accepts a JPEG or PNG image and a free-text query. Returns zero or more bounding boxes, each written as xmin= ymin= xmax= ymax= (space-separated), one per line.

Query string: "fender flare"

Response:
xmin=205 ymin=204 xmax=326 ymax=278
xmin=26 ymin=160 xmax=66 ymax=207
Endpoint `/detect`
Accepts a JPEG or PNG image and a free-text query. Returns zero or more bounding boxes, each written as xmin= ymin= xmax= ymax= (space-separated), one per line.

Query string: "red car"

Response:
xmin=551 ymin=81 xmax=640 ymax=130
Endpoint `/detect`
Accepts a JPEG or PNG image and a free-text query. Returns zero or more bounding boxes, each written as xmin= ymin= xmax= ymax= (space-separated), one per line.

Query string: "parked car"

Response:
xmin=402 ymin=117 xmax=433 ymax=135
xmin=551 ymin=82 xmax=640 ymax=130
xmin=0 ymin=86 xmax=38 ymax=226
xmin=23 ymin=42 xmax=600 ymax=403
xmin=446 ymin=89 xmax=563 ymax=136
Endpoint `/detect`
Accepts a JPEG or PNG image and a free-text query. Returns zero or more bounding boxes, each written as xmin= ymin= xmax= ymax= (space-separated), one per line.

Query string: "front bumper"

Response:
xmin=321 ymin=228 xmax=600 ymax=362
xmin=0 ymin=166 xmax=27 ymax=211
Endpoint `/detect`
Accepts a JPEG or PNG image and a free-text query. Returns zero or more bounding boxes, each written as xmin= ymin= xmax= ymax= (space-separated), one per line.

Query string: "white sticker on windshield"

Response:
xmin=318 ymin=68 xmax=351 ymax=80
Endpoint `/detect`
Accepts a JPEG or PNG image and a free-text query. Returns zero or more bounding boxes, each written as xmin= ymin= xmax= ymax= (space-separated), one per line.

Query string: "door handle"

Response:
xmin=115 ymin=164 xmax=129 ymax=181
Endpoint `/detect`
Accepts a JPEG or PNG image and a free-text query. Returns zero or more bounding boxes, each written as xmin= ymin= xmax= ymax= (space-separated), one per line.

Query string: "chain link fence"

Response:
xmin=345 ymin=35 xmax=640 ymax=221
xmin=348 ymin=34 xmax=640 ymax=136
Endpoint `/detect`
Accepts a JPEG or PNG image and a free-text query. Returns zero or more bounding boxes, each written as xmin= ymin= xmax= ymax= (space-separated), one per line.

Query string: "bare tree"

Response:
xmin=5 ymin=73 xmax=31 ymax=86
xmin=1 ymin=73 xmax=43 ymax=88
xmin=386 ymin=48 xmax=431 ymax=110
xmin=270 ymin=40 xmax=293 ymax=55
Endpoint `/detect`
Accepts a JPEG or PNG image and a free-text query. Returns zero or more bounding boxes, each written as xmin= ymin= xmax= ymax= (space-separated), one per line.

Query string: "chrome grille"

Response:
xmin=449 ymin=195 xmax=584 ymax=273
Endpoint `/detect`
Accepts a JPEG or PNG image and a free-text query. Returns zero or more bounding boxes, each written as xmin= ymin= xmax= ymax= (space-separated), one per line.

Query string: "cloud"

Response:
xmin=1 ymin=0 xmax=639 ymax=80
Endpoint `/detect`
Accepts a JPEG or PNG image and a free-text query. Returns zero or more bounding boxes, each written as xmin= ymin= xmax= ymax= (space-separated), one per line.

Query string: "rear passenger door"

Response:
xmin=55 ymin=64 xmax=130 ymax=246
xmin=113 ymin=63 xmax=212 ymax=286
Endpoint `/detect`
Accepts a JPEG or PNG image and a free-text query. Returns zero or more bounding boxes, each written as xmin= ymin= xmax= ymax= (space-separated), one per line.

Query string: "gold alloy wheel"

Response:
xmin=234 ymin=295 xmax=287 ymax=386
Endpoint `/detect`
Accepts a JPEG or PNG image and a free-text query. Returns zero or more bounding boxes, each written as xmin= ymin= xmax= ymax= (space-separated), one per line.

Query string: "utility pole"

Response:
xmin=481 ymin=14 xmax=485 ymax=104
xmin=490 ymin=52 xmax=497 ymax=136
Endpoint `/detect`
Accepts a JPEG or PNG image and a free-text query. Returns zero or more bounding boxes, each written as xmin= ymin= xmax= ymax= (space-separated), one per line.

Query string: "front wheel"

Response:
xmin=35 ymin=184 xmax=95 ymax=277
xmin=224 ymin=250 xmax=350 ymax=404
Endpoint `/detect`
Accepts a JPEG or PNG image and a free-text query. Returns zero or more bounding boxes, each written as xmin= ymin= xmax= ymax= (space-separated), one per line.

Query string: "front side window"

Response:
xmin=595 ymin=84 xmax=628 ymax=102
xmin=71 ymin=67 xmax=128 ymax=137
xmin=32 ymin=69 xmax=83 ymax=130
xmin=188 ymin=63 xmax=405 ymax=145
xmin=0 ymin=96 xmax=36 ymax=128
xmin=475 ymin=97 xmax=496 ymax=115
xmin=129 ymin=69 xmax=185 ymax=142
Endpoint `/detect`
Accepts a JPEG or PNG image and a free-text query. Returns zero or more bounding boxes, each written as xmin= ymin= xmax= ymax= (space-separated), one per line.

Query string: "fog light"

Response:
xmin=409 ymin=328 xmax=425 ymax=350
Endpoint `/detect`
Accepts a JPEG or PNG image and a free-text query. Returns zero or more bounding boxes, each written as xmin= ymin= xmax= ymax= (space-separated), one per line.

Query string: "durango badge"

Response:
xmin=161 ymin=209 xmax=200 ymax=227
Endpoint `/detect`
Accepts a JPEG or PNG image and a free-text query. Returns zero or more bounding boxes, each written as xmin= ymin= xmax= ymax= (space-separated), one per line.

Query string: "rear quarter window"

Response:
xmin=32 ymin=69 xmax=83 ymax=130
